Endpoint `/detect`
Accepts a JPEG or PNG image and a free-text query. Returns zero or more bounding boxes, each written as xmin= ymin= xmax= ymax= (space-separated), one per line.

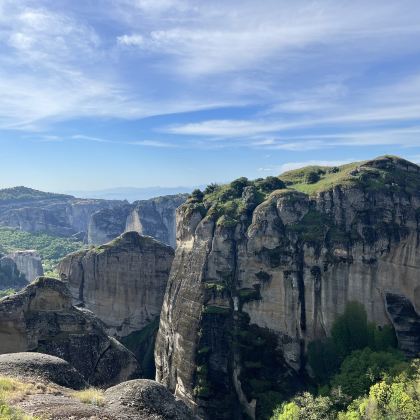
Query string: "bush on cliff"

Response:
xmin=308 ymin=302 xmax=398 ymax=382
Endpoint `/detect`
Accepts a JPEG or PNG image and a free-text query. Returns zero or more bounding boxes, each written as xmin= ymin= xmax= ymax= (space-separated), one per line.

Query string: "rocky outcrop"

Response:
xmin=7 ymin=250 xmax=44 ymax=283
xmin=0 ymin=277 xmax=140 ymax=386
xmin=88 ymin=194 xmax=188 ymax=247
xmin=0 ymin=254 xmax=28 ymax=290
xmin=0 ymin=352 xmax=87 ymax=389
xmin=0 ymin=186 xmax=125 ymax=240
xmin=88 ymin=204 xmax=132 ymax=245
xmin=155 ymin=156 xmax=420 ymax=418
xmin=58 ymin=231 xmax=174 ymax=376
xmin=0 ymin=354 xmax=194 ymax=420
xmin=385 ymin=293 xmax=420 ymax=358
xmin=105 ymin=379 xmax=197 ymax=420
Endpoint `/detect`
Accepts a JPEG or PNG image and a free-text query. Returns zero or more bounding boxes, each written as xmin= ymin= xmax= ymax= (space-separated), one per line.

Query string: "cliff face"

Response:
xmin=0 ymin=254 xmax=28 ymax=290
xmin=0 ymin=187 xmax=125 ymax=239
xmin=0 ymin=277 xmax=140 ymax=386
xmin=58 ymin=231 xmax=174 ymax=376
xmin=155 ymin=156 xmax=420 ymax=419
xmin=88 ymin=194 xmax=188 ymax=248
xmin=7 ymin=250 xmax=44 ymax=283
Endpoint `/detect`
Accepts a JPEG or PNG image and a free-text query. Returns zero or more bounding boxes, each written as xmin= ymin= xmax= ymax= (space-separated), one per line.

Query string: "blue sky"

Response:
xmin=1 ymin=0 xmax=420 ymax=192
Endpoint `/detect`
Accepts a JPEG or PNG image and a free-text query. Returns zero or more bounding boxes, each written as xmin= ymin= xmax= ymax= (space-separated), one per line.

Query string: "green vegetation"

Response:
xmin=72 ymin=388 xmax=105 ymax=407
xmin=0 ymin=377 xmax=40 ymax=419
xmin=202 ymin=305 xmax=230 ymax=315
xmin=308 ymin=302 xmax=399 ymax=383
xmin=0 ymin=227 xmax=86 ymax=275
xmin=189 ymin=175 xmax=286 ymax=228
xmin=120 ymin=317 xmax=160 ymax=379
xmin=288 ymin=209 xmax=332 ymax=244
xmin=280 ymin=162 xmax=363 ymax=195
xmin=0 ymin=289 xmax=15 ymax=299
xmin=271 ymin=360 xmax=420 ymax=420
xmin=280 ymin=155 xmax=420 ymax=196
xmin=270 ymin=302 xmax=413 ymax=420
xmin=0 ymin=186 xmax=71 ymax=203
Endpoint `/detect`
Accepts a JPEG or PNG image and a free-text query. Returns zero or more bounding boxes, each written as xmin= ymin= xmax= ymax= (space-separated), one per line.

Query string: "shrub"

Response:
xmin=257 ymin=177 xmax=286 ymax=192
xmin=190 ymin=189 xmax=204 ymax=202
xmin=305 ymin=171 xmax=321 ymax=184
xmin=230 ymin=177 xmax=249 ymax=196
xmin=331 ymin=348 xmax=407 ymax=398
xmin=72 ymin=388 xmax=105 ymax=406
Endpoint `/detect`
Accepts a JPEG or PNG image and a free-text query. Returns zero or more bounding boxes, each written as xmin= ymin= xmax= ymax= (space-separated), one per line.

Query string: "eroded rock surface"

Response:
xmin=105 ymin=379 xmax=196 ymax=420
xmin=58 ymin=231 xmax=174 ymax=377
xmin=0 ymin=186 xmax=125 ymax=239
xmin=0 ymin=253 xmax=28 ymax=290
xmin=155 ymin=156 xmax=420 ymax=418
xmin=0 ymin=352 xmax=87 ymax=389
xmin=7 ymin=250 xmax=44 ymax=283
xmin=88 ymin=194 xmax=188 ymax=247
xmin=59 ymin=232 xmax=173 ymax=338
xmin=0 ymin=277 xmax=140 ymax=386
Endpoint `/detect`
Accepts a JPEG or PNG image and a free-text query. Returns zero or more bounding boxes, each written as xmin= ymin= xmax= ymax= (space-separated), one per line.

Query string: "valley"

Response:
xmin=0 ymin=156 xmax=419 ymax=419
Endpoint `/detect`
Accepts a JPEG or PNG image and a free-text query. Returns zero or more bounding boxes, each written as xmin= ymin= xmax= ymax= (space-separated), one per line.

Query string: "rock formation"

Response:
xmin=0 ymin=254 xmax=28 ymax=290
xmin=0 ymin=277 xmax=140 ymax=386
xmin=0 ymin=353 xmax=195 ymax=420
xmin=58 ymin=231 xmax=174 ymax=376
xmin=7 ymin=250 xmax=44 ymax=283
xmin=155 ymin=156 xmax=420 ymax=419
xmin=0 ymin=352 xmax=87 ymax=390
xmin=88 ymin=194 xmax=188 ymax=247
xmin=0 ymin=186 xmax=125 ymax=240
xmin=105 ymin=379 xmax=197 ymax=420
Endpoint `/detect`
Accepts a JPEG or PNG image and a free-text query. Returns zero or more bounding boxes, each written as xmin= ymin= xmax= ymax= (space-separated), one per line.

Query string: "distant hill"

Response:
xmin=0 ymin=186 xmax=73 ymax=203
xmin=65 ymin=186 xmax=201 ymax=202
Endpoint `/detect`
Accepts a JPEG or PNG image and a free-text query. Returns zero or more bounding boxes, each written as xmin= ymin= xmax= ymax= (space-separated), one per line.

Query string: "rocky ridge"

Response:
xmin=0 ymin=186 xmax=125 ymax=240
xmin=155 ymin=156 xmax=420 ymax=419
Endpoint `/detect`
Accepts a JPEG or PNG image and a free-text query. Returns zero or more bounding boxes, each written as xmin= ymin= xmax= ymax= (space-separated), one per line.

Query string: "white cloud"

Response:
xmin=117 ymin=34 xmax=144 ymax=46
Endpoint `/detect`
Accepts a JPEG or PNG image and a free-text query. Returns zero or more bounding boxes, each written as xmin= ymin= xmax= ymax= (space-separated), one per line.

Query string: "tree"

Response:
xmin=331 ymin=348 xmax=407 ymax=398
xmin=305 ymin=171 xmax=321 ymax=184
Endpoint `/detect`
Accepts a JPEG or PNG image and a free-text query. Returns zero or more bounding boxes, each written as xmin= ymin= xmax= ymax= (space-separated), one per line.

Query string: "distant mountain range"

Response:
xmin=65 ymin=186 xmax=201 ymax=202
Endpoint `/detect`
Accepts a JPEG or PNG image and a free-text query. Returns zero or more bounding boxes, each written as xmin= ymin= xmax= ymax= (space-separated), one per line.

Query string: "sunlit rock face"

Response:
xmin=59 ymin=231 xmax=174 ymax=378
xmin=155 ymin=156 xmax=420 ymax=419
xmin=88 ymin=194 xmax=189 ymax=248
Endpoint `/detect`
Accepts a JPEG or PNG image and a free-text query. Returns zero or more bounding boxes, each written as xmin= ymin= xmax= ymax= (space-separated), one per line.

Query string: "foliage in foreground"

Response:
xmin=72 ymin=388 xmax=105 ymax=407
xmin=270 ymin=302 xmax=416 ymax=420
xmin=0 ymin=377 xmax=38 ymax=419
xmin=271 ymin=360 xmax=420 ymax=420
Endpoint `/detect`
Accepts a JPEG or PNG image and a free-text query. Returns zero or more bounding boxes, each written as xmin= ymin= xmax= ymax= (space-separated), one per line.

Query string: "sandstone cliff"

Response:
xmin=58 ymin=231 xmax=174 ymax=377
xmin=88 ymin=194 xmax=188 ymax=247
xmin=0 ymin=277 xmax=140 ymax=386
xmin=155 ymin=156 xmax=420 ymax=419
xmin=0 ymin=254 xmax=28 ymax=290
xmin=7 ymin=250 xmax=44 ymax=283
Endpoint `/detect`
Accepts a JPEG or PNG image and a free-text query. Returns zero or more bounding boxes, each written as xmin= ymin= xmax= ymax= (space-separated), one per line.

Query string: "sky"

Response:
xmin=1 ymin=0 xmax=420 ymax=192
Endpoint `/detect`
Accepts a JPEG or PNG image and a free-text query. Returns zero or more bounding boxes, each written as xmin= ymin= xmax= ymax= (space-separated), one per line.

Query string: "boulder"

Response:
xmin=0 ymin=352 xmax=87 ymax=389
xmin=105 ymin=379 xmax=196 ymax=420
